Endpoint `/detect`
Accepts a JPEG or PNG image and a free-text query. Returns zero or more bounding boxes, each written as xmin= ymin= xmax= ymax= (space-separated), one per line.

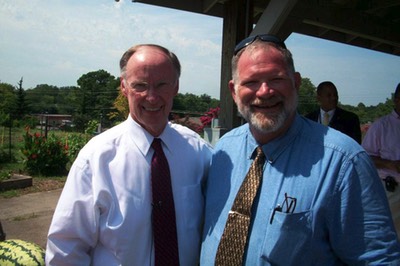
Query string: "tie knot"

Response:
xmin=152 ymin=138 xmax=163 ymax=153
xmin=323 ymin=112 xmax=330 ymax=125
xmin=255 ymin=146 xmax=264 ymax=158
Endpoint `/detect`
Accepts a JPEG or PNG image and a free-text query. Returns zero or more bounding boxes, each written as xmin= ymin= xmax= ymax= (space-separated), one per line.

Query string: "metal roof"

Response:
xmin=132 ymin=0 xmax=400 ymax=56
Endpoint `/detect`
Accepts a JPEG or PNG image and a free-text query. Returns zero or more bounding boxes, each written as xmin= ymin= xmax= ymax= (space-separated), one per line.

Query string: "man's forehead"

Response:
xmin=134 ymin=46 xmax=167 ymax=58
xmin=320 ymin=85 xmax=337 ymax=94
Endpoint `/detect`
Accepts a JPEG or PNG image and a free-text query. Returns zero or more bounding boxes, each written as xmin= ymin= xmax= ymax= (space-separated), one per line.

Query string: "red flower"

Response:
xmin=199 ymin=106 xmax=220 ymax=129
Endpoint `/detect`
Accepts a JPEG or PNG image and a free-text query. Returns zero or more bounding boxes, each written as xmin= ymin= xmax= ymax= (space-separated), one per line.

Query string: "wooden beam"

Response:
xmin=203 ymin=0 xmax=219 ymax=13
xmin=251 ymin=0 xmax=298 ymax=38
xmin=219 ymin=0 xmax=252 ymax=130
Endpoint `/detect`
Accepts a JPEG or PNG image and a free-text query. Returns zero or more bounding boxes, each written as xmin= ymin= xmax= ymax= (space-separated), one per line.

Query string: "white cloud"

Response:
xmin=0 ymin=0 xmax=223 ymax=99
xmin=0 ymin=1 xmax=398 ymax=105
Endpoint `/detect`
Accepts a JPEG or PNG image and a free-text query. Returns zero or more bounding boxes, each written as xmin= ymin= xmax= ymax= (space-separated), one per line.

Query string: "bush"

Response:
xmin=64 ymin=133 xmax=90 ymax=167
xmin=199 ymin=106 xmax=220 ymax=130
xmin=0 ymin=149 xmax=13 ymax=164
xmin=22 ymin=129 xmax=69 ymax=176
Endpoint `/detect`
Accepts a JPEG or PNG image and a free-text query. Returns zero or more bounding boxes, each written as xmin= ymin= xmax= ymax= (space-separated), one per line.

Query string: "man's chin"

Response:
xmin=250 ymin=112 xmax=286 ymax=132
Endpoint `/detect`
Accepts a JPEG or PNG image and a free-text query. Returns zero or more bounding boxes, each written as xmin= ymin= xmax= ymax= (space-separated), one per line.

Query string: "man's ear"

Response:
xmin=229 ymin=80 xmax=237 ymax=102
xmin=294 ymin=72 xmax=301 ymax=92
xmin=173 ymin=80 xmax=179 ymax=96
xmin=120 ymin=77 xmax=128 ymax=97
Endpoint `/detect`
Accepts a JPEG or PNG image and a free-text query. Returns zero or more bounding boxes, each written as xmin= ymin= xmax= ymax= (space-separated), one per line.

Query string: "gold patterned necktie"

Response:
xmin=215 ymin=146 xmax=266 ymax=266
xmin=322 ymin=112 xmax=330 ymax=126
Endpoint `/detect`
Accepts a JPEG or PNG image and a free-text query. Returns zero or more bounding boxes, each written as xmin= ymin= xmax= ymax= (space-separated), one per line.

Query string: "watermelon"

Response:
xmin=0 ymin=239 xmax=45 ymax=266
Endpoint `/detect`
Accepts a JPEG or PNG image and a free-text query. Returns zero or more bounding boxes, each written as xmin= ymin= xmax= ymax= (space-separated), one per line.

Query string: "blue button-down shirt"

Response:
xmin=201 ymin=114 xmax=400 ymax=265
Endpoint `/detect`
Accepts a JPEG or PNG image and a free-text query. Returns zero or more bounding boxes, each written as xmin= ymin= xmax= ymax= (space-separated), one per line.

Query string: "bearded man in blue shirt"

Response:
xmin=200 ymin=35 xmax=400 ymax=265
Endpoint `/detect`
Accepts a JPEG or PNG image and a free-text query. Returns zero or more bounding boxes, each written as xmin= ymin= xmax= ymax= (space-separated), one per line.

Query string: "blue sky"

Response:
xmin=1 ymin=0 xmax=399 ymax=106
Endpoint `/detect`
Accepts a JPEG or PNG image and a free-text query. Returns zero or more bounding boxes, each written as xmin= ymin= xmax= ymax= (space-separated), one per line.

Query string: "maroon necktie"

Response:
xmin=151 ymin=138 xmax=180 ymax=266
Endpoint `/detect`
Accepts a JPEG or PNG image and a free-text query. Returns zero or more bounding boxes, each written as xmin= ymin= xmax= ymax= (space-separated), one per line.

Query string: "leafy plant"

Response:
xmin=22 ymin=128 xmax=69 ymax=176
xmin=63 ymin=133 xmax=90 ymax=166
xmin=0 ymin=170 xmax=12 ymax=182
xmin=85 ymin=120 xmax=99 ymax=135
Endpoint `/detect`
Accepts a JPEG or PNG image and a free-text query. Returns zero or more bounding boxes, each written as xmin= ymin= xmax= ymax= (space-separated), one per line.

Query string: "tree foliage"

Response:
xmin=0 ymin=72 xmax=395 ymax=132
xmin=26 ymin=84 xmax=61 ymax=114
xmin=109 ymin=90 xmax=129 ymax=121
xmin=173 ymin=93 xmax=219 ymax=113
xmin=0 ymin=82 xmax=16 ymax=118
xmin=15 ymin=78 xmax=30 ymax=119
xmin=76 ymin=70 xmax=120 ymax=127
xmin=342 ymin=98 xmax=394 ymax=124
xmin=297 ymin=77 xmax=318 ymax=115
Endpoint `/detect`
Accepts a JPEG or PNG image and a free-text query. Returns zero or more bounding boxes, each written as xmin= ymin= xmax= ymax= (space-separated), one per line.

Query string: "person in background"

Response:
xmin=305 ymin=81 xmax=362 ymax=144
xmin=46 ymin=44 xmax=212 ymax=265
xmin=362 ymin=83 xmax=400 ymax=236
xmin=200 ymin=34 xmax=400 ymax=265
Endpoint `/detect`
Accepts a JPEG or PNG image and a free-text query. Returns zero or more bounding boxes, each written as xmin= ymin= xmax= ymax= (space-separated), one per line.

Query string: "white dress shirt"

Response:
xmin=46 ymin=116 xmax=212 ymax=265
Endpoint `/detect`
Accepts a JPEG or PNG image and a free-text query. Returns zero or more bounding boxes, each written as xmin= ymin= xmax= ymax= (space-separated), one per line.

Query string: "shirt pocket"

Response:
xmin=261 ymin=210 xmax=312 ymax=265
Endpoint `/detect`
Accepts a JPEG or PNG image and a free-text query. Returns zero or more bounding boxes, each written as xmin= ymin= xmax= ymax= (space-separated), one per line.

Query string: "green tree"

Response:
xmin=77 ymin=70 xmax=120 ymax=128
xmin=297 ymin=77 xmax=318 ymax=115
xmin=26 ymin=84 xmax=60 ymax=114
xmin=0 ymin=82 xmax=17 ymax=116
xmin=57 ymin=86 xmax=81 ymax=114
xmin=15 ymin=78 xmax=30 ymax=119
xmin=172 ymin=93 xmax=186 ymax=111
xmin=199 ymin=93 xmax=219 ymax=109
xmin=172 ymin=93 xmax=219 ymax=113
xmin=109 ymin=90 xmax=129 ymax=122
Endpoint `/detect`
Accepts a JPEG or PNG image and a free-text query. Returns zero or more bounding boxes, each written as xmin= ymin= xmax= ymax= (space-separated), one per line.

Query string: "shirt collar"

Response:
xmin=245 ymin=113 xmax=302 ymax=164
xmin=157 ymin=125 xmax=174 ymax=154
xmin=126 ymin=115 xmax=173 ymax=156
xmin=320 ymin=108 xmax=335 ymax=116
xmin=391 ymin=109 xmax=400 ymax=119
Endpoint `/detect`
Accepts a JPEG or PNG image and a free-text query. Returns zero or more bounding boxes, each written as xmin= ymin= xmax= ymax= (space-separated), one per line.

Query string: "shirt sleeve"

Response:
xmin=327 ymin=151 xmax=400 ymax=264
xmin=46 ymin=156 xmax=98 ymax=265
xmin=362 ymin=122 xmax=381 ymax=157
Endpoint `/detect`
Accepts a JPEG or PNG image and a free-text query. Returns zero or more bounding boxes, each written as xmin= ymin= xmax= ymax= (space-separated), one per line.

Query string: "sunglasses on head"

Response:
xmin=234 ymin=34 xmax=287 ymax=55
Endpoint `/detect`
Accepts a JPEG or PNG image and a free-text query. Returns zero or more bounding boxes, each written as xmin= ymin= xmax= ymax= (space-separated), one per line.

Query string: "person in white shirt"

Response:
xmin=46 ymin=44 xmax=212 ymax=265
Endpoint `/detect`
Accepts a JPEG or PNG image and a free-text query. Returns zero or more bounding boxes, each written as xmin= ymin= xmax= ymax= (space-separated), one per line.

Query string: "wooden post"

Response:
xmin=219 ymin=0 xmax=253 ymax=130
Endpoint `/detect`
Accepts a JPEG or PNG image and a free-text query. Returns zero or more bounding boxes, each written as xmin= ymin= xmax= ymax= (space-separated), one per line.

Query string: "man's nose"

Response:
xmin=257 ymin=82 xmax=275 ymax=96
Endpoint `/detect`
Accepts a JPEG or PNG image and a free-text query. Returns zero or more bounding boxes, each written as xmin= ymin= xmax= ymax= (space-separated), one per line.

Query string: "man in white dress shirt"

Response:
xmin=46 ymin=44 xmax=212 ymax=265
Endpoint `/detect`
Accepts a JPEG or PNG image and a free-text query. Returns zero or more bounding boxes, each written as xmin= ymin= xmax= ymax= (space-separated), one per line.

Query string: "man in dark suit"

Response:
xmin=305 ymin=81 xmax=361 ymax=143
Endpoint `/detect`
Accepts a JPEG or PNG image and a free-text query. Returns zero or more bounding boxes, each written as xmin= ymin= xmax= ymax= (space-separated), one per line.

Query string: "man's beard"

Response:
xmin=237 ymin=95 xmax=297 ymax=134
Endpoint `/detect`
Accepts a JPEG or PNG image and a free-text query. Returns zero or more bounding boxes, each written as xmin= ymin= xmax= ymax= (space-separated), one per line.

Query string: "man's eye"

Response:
xmin=271 ymin=77 xmax=285 ymax=82
xmin=157 ymin=82 xmax=169 ymax=89
xmin=131 ymin=83 xmax=148 ymax=91
xmin=242 ymin=81 xmax=258 ymax=87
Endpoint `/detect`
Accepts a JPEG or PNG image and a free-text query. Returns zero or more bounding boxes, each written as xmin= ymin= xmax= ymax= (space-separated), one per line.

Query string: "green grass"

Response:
xmin=0 ymin=189 xmax=18 ymax=198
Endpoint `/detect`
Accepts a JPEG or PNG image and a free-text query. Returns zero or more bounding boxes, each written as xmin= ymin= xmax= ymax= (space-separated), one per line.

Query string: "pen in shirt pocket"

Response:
xmin=270 ymin=193 xmax=297 ymax=224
